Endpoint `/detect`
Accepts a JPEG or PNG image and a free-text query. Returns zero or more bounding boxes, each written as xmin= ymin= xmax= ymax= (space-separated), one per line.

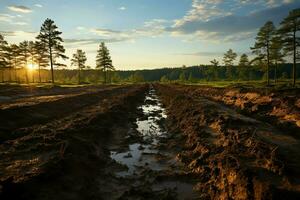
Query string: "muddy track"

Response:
xmin=0 ymin=84 xmax=148 ymax=199
xmin=0 ymin=85 xmax=130 ymax=142
xmin=155 ymin=84 xmax=300 ymax=200
xmin=173 ymin=85 xmax=300 ymax=137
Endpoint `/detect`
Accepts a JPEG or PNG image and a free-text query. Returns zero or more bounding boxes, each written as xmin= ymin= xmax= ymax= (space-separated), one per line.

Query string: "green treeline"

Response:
xmin=0 ymin=63 xmax=296 ymax=84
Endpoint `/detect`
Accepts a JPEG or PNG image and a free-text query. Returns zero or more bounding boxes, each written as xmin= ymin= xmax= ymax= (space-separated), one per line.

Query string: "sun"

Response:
xmin=27 ymin=63 xmax=37 ymax=71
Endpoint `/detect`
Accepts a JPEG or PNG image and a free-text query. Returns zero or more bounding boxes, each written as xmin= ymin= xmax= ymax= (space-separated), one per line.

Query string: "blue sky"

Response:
xmin=0 ymin=0 xmax=299 ymax=70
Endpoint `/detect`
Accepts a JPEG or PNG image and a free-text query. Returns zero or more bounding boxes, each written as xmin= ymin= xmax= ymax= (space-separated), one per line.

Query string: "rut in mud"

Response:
xmin=155 ymin=84 xmax=300 ymax=200
xmin=1 ymin=84 xmax=300 ymax=200
xmin=107 ymin=86 xmax=199 ymax=199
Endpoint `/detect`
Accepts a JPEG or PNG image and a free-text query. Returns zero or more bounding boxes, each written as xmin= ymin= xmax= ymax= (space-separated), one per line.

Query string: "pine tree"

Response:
xmin=19 ymin=41 xmax=30 ymax=83
xmin=223 ymin=49 xmax=237 ymax=80
xmin=34 ymin=41 xmax=49 ymax=83
xmin=36 ymin=18 xmax=67 ymax=83
xmin=251 ymin=21 xmax=276 ymax=85
xmin=10 ymin=44 xmax=21 ymax=82
xmin=4 ymin=45 xmax=14 ymax=82
xmin=71 ymin=49 xmax=87 ymax=84
xmin=238 ymin=54 xmax=249 ymax=81
xmin=270 ymin=34 xmax=285 ymax=84
xmin=96 ymin=42 xmax=114 ymax=84
xmin=28 ymin=41 xmax=36 ymax=83
xmin=210 ymin=59 xmax=219 ymax=67
xmin=279 ymin=8 xmax=300 ymax=87
xmin=0 ymin=34 xmax=8 ymax=82
xmin=239 ymin=54 xmax=249 ymax=67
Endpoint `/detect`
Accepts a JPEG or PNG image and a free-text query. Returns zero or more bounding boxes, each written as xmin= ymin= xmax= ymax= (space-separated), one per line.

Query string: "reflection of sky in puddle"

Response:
xmin=110 ymin=88 xmax=170 ymax=177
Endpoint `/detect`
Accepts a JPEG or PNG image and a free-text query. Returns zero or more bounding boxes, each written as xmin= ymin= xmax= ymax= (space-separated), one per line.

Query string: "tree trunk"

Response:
xmin=9 ymin=68 xmax=12 ymax=83
xmin=14 ymin=60 xmax=17 ymax=82
xmin=25 ymin=60 xmax=29 ymax=84
xmin=78 ymin=67 xmax=81 ymax=84
xmin=267 ymin=42 xmax=270 ymax=86
xmin=1 ymin=69 xmax=3 ymax=83
xmin=104 ymin=69 xmax=107 ymax=84
xmin=292 ymin=27 xmax=296 ymax=87
xmin=49 ymin=44 xmax=54 ymax=84
xmin=275 ymin=62 xmax=278 ymax=84
xmin=38 ymin=63 xmax=41 ymax=83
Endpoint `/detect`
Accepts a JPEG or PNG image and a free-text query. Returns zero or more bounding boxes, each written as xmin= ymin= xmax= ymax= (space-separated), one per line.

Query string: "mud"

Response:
xmin=155 ymin=84 xmax=300 ymax=200
xmin=173 ymin=85 xmax=300 ymax=135
xmin=0 ymin=85 xmax=123 ymax=142
xmin=1 ymin=83 xmax=299 ymax=199
xmin=0 ymin=85 xmax=148 ymax=199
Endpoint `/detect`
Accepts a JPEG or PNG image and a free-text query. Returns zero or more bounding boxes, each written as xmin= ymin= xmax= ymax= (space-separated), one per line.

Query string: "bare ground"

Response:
xmin=0 ymin=84 xmax=299 ymax=200
xmin=155 ymin=84 xmax=300 ymax=199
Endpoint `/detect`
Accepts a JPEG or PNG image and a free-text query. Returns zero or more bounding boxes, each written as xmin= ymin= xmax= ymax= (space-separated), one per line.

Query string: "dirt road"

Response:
xmin=0 ymin=84 xmax=299 ymax=199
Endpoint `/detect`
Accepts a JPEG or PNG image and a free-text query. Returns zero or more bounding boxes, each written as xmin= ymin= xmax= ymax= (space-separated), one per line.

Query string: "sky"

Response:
xmin=0 ymin=0 xmax=299 ymax=70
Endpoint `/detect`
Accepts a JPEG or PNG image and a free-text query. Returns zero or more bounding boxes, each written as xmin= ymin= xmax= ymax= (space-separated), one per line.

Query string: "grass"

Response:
xmin=181 ymin=79 xmax=300 ymax=89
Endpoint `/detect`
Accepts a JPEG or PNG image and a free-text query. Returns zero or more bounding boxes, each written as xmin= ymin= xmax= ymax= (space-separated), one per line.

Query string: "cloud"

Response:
xmin=119 ymin=6 xmax=126 ymax=10
xmin=0 ymin=14 xmax=15 ymax=22
xmin=168 ymin=1 xmax=300 ymax=42
xmin=64 ymin=37 xmax=135 ymax=49
xmin=34 ymin=4 xmax=43 ymax=8
xmin=85 ymin=19 xmax=169 ymax=43
xmin=173 ymin=0 xmax=229 ymax=27
xmin=7 ymin=5 xmax=32 ymax=13
xmin=181 ymin=50 xmax=252 ymax=57
xmin=0 ymin=14 xmax=27 ymax=26
xmin=90 ymin=28 xmax=122 ymax=37
xmin=0 ymin=31 xmax=36 ymax=36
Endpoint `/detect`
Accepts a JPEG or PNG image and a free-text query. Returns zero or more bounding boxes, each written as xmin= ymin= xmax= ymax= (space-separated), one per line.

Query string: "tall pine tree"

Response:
xmin=36 ymin=18 xmax=67 ymax=83
xmin=71 ymin=49 xmax=87 ymax=84
xmin=223 ymin=49 xmax=237 ymax=80
xmin=0 ymin=34 xmax=8 ymax=82
xmin=19 ymin=41 xmax=30 ymax=84
xmin=34 ymin=41 xmax=49 ymax=83
xmin=279 ymin=8 xmax=300 ymax=87
xmin=96 ymin=42 xmax=114 ymax=84
xmin=270 ymin=34 xmax=285 ymax=84
xmin=10 ymin=44 xmax=21 ymax=82
xmin=251 ymin=21 xmax=276 ymax=85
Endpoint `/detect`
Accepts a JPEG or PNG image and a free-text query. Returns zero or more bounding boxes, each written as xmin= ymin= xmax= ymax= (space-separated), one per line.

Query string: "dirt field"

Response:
xmin=0 ymin=84 xmax=300 ymax=199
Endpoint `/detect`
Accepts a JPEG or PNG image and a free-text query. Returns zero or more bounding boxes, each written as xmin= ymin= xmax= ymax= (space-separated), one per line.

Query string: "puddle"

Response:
xmin=110 ymin=86 xmax=199 ymax=199
xmin=110 ymin=86 xmax=169 ymax=176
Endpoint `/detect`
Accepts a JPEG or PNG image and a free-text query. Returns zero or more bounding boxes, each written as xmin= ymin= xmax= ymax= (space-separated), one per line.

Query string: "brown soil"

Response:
xmin=173 ymin=85 xmax=300 ymax=136
xmin=0 ymin=85 xmax=148 ymax=199
xmin=155 ymin=84 xmax=300 ymax=200
xmin=1 ymin=83 xmax=299 ymax=200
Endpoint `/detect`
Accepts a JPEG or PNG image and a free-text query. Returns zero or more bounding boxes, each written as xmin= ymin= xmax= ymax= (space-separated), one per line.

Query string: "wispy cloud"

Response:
xmin=119 ymin=6 xmax=126 ymax=10
xmin=0 ymin=14 xmax=15 ymax=22
xmin=7 ymin=5 xmax=32 ymax=13
xmin=0 ymin=31 xmax=36 ymax=38
xmin=0 ymin=13 xmax=27 ymax=26
xmin=34 ymin=4 xmax=43 ymax=8
xmin=167 ymin=0 xmax=299 ymax=43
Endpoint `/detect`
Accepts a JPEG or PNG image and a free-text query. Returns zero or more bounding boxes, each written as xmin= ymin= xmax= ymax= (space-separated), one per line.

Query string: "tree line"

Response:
xmin=0 ymin=8 xmax=299 ymax=86
xmin=213 ymin=8 xmax=300 ymax=86
xmin=0 ymin=18 xmax=114 ymax=84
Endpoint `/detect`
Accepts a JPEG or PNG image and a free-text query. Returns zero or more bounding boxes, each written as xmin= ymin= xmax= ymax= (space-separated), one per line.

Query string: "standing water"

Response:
xmin=110 ymin=86 xmax=199 ymax=199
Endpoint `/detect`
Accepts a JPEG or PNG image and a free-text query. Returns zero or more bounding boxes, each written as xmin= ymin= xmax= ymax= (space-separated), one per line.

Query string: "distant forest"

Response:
xmin=0 ymin=63 xmax=297 ymax=84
